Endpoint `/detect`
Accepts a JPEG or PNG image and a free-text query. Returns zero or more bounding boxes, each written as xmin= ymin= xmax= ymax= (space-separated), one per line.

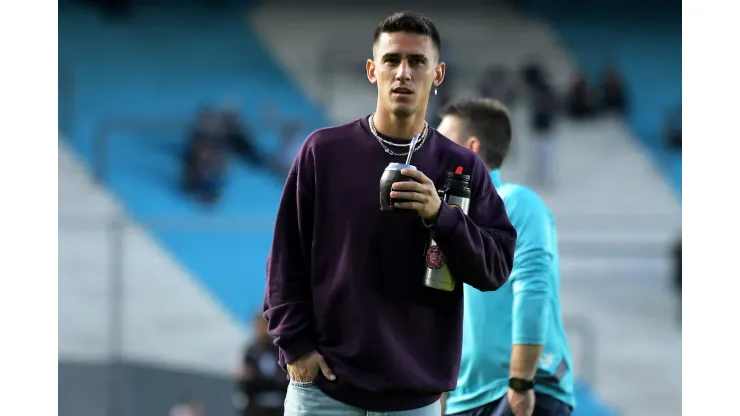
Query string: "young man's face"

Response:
xmin=367 ymin=32 xmax=445 ymax=119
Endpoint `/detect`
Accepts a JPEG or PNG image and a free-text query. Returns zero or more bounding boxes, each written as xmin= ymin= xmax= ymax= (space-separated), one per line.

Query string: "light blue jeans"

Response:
xmin=284 ymin=380 xmax=441 ymax=416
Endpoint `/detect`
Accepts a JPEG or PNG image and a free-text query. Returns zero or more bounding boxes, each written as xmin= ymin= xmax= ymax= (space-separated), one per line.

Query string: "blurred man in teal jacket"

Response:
xmin=438 ymin=98 xmax=575 ymax=416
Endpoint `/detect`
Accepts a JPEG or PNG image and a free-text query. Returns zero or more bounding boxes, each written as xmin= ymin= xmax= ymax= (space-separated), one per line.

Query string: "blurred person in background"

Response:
xmin=235 ymin=313 xmax=288 ymax=416
xmin=673 ymin=235 xmax=682 ymax=322
xmin=264 ymin=11 xmax=516 ymax=416
xmin=530 ymin=83 xmax=557 ymax=189
xmin=221 ymin=101 xmax=294 ymax=178
xmin=566 ymin=71 xmax=597 ymax=120
xmin=665 ymin=104 xmax=682 ymax=151
xmin=221 ymin=102 xmax=268 ymax=170
xmin=184 ymin=103 xmax=295 ymax=195
xmin=263 ymin=104 xmax=307 ymax=175
xmin=521 ymin=60 xmax=547 ymax=92
xmin=600 ymin=67 xmax=628 ymax=115
xmin=182 ymin=108 xmax=227 ymax=204
xmin=437 ymin=98 xmax=574 ymax=416
xmin=480 ymin=65 xmax=518 ymax=108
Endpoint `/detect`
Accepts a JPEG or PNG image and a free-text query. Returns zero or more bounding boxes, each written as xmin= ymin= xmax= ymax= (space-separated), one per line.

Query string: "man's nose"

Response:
xmin=395 ymin=62 xmax=411 ymax=81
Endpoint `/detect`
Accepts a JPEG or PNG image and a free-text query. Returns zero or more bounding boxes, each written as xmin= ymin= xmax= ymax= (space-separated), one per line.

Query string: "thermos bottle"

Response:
xmin=423 ymin=166 xmax=472 ymax=291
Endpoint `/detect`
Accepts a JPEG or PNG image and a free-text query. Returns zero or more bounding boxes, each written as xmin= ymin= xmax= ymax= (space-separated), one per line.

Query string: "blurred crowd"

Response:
xmin=182 ymin=104 xmax=304 ymax=205
xmin=460 ymin=60 xmax=682 ymax=187
xmin=464 ymin=60 xmax=631 ymax=188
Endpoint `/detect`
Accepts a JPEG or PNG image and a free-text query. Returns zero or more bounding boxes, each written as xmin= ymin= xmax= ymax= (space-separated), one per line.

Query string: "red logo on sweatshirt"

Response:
xmin=425 ymin=245 xmax=446 ymax=269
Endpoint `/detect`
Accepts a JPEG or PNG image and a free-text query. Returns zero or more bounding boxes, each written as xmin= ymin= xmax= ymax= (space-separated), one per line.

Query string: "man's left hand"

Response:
xmin=391 ymin=169 xmax=442 ymax=221
xmin=507 ymin=388 xmax=535 ymax=416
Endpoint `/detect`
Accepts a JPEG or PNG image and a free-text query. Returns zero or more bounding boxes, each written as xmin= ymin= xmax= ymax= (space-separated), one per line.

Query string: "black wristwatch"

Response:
xmin=508 ymin=377 xmax=535 ymax=392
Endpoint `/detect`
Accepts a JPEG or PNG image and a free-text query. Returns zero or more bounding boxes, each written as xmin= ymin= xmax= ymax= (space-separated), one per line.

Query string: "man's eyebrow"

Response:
xmin=381 ymin=52 xmax=428 ymax=60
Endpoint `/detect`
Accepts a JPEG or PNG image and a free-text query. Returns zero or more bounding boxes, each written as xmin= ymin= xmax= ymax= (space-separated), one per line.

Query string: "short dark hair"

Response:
xmin=373 ymin=11 xmax=442 ymax=55
xmin=439 ymin=98 xmax=512 ymax=169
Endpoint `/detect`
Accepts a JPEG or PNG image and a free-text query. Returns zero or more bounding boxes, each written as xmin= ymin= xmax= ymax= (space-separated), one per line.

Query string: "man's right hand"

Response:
xmin=287 ymin=350 xmax=336 ymax=382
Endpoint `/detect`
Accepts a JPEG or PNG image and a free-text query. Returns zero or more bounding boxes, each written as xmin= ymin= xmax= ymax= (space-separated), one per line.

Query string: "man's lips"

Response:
xmin=392 ymin=87 xmax=413 ymax=94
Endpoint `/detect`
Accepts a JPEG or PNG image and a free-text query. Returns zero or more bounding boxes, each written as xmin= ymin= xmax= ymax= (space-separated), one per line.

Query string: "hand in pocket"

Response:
xmin=287 ymin=351 xmax=336 ymax=382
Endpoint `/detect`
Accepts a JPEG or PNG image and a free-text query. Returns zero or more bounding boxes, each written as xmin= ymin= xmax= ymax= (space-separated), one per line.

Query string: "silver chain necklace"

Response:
xmin=369 ymin=113 xmax=429 ymax=157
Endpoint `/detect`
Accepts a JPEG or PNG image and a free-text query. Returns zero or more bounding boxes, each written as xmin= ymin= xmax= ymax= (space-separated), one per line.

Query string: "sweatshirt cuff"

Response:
xmin=423 ymin=202 xmax=460 ymax=237
xmin=279 ymin=336 xmax=316 ymax=364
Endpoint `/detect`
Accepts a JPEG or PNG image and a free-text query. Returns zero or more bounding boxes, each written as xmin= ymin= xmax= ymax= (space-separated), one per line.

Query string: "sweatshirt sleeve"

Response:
xmin=262 ymin=139 xmax=317 ymax=364
xmin=426 ymin=158 xmax=517 ymax=291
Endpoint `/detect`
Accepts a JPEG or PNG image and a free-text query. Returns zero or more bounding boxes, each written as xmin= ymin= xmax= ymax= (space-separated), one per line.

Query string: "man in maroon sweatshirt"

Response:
xmin=263 ymin=11 xmax=517 ymax=415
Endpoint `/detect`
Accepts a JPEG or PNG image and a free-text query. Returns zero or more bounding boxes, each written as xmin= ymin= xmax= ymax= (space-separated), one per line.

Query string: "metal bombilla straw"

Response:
xmin=405 ymin=134 xmax=421 ymax=165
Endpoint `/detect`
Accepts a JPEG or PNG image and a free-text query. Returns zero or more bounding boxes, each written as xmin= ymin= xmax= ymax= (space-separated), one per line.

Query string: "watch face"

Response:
xmin=509 ymin=378 xmax=534 ymax=392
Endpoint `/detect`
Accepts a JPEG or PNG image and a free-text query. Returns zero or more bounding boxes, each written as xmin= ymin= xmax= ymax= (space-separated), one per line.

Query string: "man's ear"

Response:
xmin=434 ymin=61 xmax=446 ymax=89
xmin=367 ymin=59 xmax=377 ymax=85
xmin=466 ymin=136 xmax=481 ymax=154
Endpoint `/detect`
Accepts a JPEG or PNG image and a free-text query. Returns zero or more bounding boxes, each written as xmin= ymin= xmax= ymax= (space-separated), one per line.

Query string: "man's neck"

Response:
xmin=373 ymin=107 xmax=427 ymax=140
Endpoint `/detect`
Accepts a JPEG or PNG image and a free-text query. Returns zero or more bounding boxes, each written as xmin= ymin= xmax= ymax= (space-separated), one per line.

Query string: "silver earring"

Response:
xmin=434 ymin=87 xmax=438 ymax=96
